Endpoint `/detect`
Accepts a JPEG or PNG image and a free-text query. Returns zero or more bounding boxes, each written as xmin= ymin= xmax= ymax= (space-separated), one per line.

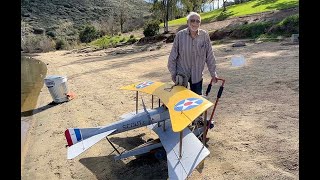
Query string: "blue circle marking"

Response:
xmin=174 ymin=98 xmax=203 ymax=111
xmin=136 ymin=81 xmax=154 ymax=89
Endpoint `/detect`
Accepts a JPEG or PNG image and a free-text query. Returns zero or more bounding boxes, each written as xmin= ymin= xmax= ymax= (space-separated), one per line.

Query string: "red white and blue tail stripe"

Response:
xmin=65 ymin=128 xmax=117 ymax=159
xmin=65 ymin=128 xmax=82 ymax=146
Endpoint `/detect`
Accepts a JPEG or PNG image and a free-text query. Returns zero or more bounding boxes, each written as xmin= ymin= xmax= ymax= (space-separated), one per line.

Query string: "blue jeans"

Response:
xmin=189 ymin=79 xmax=203 ymax=95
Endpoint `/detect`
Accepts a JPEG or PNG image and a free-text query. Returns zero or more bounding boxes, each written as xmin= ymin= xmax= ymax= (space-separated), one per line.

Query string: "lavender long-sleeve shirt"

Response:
xmin=167 ymin=28 xmax=217 ymax=84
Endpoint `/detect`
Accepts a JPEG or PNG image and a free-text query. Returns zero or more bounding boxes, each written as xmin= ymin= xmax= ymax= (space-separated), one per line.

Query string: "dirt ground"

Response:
xmin=21 ymin=38 xmax=299 ymax=180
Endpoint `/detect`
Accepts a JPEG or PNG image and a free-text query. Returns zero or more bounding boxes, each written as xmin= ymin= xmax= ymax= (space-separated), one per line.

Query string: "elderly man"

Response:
xmin=167 ymin=12 xmax=218 ymax=95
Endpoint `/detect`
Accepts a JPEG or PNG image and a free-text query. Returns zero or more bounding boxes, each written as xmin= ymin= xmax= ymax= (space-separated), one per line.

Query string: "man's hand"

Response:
xmin=212 ymin=75 xmax=218 ymax=83
xmin=171 ymin=75 xmax=176 ymax=83
xmin=175 ymin=74 xmax=184 ymax=86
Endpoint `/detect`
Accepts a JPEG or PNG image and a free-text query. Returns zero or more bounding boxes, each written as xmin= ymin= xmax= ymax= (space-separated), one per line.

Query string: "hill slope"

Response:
xmin=168 ymin=0 xmax=299 ymax=26
xmin=21 ymin=0 xmax=151 ymax=35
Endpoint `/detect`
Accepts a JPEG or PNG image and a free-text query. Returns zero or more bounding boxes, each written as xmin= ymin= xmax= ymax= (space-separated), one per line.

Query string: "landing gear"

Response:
xmin=154 ymin=147 xmax=166 ymax=160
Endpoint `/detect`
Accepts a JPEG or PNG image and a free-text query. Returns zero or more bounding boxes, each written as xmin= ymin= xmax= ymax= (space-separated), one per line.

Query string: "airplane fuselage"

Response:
xmin=81 ymin=106 xmax=170 ymax=139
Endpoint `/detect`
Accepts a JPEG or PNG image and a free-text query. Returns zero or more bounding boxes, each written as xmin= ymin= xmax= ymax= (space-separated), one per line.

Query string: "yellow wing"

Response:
xmin=120 ymin=81 xmax=165 ymax=94
xmin=120 ymin=81 xmax=214 ymax=132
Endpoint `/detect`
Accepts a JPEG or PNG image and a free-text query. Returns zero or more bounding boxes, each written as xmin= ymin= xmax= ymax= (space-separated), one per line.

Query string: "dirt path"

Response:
xmin=21 ymin=39 xmax=299 ymax=180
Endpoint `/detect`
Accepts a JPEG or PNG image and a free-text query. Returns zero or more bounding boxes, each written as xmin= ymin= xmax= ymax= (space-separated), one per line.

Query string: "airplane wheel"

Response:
xmin=154 ymin=148 xmax=166 ymax=160
xmin=146 ymin=138 xmax=154 ymax=142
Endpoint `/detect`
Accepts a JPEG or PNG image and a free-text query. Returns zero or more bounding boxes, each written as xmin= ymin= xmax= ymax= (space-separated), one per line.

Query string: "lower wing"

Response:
xmin=148 ymin=119 xmax=210 ymax=180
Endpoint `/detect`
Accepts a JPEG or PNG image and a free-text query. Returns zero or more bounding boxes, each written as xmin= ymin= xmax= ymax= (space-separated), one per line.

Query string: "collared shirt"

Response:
xmin=168 ymin=27 xmax=217 ymax=84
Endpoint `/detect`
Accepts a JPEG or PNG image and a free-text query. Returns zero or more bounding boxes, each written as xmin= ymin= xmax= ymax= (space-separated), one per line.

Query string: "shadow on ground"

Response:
xmin=21 ymin=101 xmax=60 ymax=117
xmin=79 ymin=134 xmax=168 ymax=180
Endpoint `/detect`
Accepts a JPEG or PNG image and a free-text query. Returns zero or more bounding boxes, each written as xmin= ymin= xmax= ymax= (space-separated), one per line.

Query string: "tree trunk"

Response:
xmin=164 ymin=0 xmax=169 ymax=33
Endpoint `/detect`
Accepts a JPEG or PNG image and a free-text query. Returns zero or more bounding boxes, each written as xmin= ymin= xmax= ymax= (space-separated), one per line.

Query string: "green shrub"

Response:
xmin=23 ymin=35 xmax=56 ymax=53
xmin=127 ymin=37 xmax=137 ymax=44
xmin=79 ymin=25 xmax=100 ymax=43
xmin=130 ymin=34 xmax=134 ymax=39
xmin=230 ymin=22 xmax=272 ymax=38
xmin=216 ymin=12 xmax=228 ymax=21
xmin=256 ymin=33 xmax=279 ymax=42
xmin=119 ymin=37 xmax=125 ymax=42
xmin=268 ymin=14 xmax=299 ymax=36
xmin=143 ymin=20 xmax=160 ymax=37
xmin=39 ymin=37 xmax=56 ymax=52
xmin=46 ymin=31 xmax=56 ymax=38
xmin=55 ymin=38 xmax=68 ymax=50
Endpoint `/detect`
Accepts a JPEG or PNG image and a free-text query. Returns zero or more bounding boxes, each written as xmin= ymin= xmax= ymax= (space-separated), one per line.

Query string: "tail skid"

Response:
xmin=66 ymin=128 xmax=116 ymax=159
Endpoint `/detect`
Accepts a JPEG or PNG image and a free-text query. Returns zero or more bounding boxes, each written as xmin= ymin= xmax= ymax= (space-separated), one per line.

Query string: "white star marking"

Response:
xmin=175 ymin=99 xmax=201 ymax=111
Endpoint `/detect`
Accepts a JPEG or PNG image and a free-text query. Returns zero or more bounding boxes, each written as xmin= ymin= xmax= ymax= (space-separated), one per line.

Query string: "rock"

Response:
xmin=209 ymin=30 xmax=232 ymax=41
xmin=33 ymin=27 xmax=44 ymax=34
xmin=165 ymin=34 xmax=176 ymax=43
xmin=291 ymin=34 xmax=299 ymax=43
xmin=223 ymin=48 xmax=232 ymax=52
xmin=22 ymin=13 xmax=30 ymax=17
xmin=232 ymin=41 xmax=246 ymax=47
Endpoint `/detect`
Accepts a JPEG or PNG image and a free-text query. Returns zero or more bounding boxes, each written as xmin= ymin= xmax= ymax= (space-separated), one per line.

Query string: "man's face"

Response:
xmin=188 ymin=15 xmax=201 ymax=32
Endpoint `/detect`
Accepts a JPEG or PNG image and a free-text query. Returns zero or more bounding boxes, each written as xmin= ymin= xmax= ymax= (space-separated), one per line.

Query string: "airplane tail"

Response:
xmin=65 ymin=128 xmax=116 ymax=159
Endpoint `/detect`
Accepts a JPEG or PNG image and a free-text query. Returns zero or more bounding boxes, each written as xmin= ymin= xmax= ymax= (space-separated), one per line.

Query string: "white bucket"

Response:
xmin=44 ymin=75 xmax=68 ymax=103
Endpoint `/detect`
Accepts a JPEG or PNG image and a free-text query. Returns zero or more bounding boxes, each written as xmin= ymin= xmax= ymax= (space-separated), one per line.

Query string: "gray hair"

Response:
xmin=186 ymin=12 xmax=201 ymax=20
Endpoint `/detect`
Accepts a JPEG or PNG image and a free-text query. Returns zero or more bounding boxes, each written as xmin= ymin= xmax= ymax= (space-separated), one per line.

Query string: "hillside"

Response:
xmin=167 ymin=0 xmax=299 ymax=26
xmin=21 ymin=0 xmax=151 ymax=35
xmin=21 ymin=0 xmax=299 ymax=53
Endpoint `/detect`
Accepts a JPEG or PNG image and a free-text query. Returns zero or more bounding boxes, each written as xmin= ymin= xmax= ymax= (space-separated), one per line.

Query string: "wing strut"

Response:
xmin=106 ymin=137 xmax=120 ymax=155
xmin=179 ymin=131 xmax=183 ymax=159
xmin=151 ymin=95 xmax=154 ymax=109
xmin=136 ymin=91 xmax=138 ymax=114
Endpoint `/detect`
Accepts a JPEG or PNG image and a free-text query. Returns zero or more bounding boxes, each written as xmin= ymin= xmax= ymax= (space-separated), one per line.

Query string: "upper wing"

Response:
xmin=120 ymin=81 xmax=165 ymax=95
xmin=148 ymin=119 xmax=210 ymax=180
xmin=120 ymin=81 xmax=214 ymax=132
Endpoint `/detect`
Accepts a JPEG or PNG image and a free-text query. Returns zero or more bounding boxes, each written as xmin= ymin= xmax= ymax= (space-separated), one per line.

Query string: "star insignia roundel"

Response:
xmin=174 ymin=98 xmax=203 ymax=111
xmin=136 ymin=81 xmax=154 ymax=89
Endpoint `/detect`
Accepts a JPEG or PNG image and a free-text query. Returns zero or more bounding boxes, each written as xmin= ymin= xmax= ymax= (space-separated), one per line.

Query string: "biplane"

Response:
xmin=65 ymin=78 xmax=225 ymax=180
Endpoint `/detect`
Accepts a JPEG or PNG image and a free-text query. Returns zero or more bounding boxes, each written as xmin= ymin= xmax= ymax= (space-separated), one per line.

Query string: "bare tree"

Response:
xmin=107 ymin=14 xmax=119 ymax=36
xmin=165 ymin=0 xmax=169 ymax=33
xmin=119 ymin=8 xmax=126 ymax=33
xmin=222 ymin=0 xmax=227 ymax=11
xmin=118 ymin=0 xmax=128 ymax=33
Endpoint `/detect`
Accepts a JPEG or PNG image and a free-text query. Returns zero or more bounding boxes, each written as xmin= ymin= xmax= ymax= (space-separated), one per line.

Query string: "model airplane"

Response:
xmin=65 ymin=79 xmax=225 ymax=180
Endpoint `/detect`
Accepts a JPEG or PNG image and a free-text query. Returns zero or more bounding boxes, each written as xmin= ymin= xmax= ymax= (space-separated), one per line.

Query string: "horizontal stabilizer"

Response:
xmin=67 ymin=129 xmax=116 ymax=159
xmin=65 ymin=127 xmax=102 ymax=146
